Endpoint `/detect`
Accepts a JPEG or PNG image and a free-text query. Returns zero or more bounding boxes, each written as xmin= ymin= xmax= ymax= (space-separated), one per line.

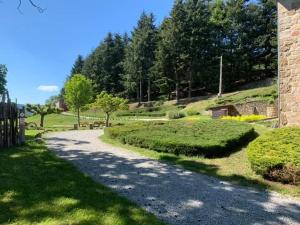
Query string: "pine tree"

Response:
xmin=124 ymin=12 xmax=158 ymax=103
xmin=170 ymin=0 xmax=190 ymax=102
xmin=71 ymin=55 xmax=85 ymax=75
xmin=0 ymin=64 xmax=7 ymax=94
xmin=154 ymin=18 xmax=176 ymax=100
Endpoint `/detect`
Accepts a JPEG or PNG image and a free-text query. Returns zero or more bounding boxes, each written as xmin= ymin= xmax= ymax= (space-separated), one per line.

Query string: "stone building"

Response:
xmin=278 ymin=0 xmax=300 ymax=126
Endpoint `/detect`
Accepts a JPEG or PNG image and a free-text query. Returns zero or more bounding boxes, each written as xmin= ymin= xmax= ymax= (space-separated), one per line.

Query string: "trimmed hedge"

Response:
xmin=168 ymin=111 xmax=185 ymax=119
xmin=115 ymin=107 xmax=166 ymax=117
xmin=247 ymin=128 xmax=300 ymax=184
xmin=105 ymin=120 xmax=255 ymax=157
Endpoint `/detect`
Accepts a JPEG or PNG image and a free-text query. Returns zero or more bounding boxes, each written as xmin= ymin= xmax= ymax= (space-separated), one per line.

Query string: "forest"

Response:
xmin=61 ymin=0 xmax=277 ymax=103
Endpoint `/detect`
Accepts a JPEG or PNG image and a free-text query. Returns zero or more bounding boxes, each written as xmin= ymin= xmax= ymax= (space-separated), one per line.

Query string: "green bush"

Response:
xmin=185 ymin=110 xmax=200 ymax=116
xmin=115 ymin=107 xmax=166 ymax=117
xmin=105 ymin=120 xmax=255 ymax=157
xmin=168 ymin=111 xmax=186 ymax=119
xmin=247 ymin=128 xmax=300 ymax=184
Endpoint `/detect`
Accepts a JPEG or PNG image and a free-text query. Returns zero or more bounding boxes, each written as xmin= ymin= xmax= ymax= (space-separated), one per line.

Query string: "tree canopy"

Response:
xmin=64 ymin=74 xmax=93 ymax=125
xmin=64 ymin=0 xmax=277 ymax=103
xmin=26 ymin=104 xmax=60 ymax=127
xmin=91 ymin=92 xmax=128 ymax=127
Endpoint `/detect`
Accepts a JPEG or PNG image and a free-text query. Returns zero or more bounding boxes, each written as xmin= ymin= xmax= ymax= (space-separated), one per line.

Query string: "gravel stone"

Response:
xmin=45 ymin=130 xmax=300 ymax=225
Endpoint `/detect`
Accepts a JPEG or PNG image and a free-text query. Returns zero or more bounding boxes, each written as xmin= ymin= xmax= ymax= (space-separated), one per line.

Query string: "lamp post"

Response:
xmin=218 ymin=55 xmax=223 ymax=98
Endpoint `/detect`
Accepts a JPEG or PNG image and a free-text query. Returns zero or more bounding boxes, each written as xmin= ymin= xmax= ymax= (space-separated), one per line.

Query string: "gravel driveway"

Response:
xmin=45 ymin=130 xmax=300 ymax=225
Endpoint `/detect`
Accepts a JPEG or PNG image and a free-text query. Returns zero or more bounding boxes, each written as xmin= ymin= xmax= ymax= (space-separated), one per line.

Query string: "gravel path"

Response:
xmin=45 ymin=130 xmax=300 ymax=225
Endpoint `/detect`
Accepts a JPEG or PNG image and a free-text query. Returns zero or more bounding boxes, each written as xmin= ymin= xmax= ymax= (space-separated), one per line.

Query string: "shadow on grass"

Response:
xmin=158 ymin=154 xmax=270 ymax=190
xmin=0 ymin=141 xmax=164 ymax=225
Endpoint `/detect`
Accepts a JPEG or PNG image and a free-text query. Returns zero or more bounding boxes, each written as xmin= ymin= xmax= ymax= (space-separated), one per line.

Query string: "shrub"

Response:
xmin=168 ymin=111 xmax=186 ymax=119
xmin=247 ymin=128 xmax=300 ymax=184
xmin=105 ymin=120 xmax=255 ymax=157
xmin=185 ymin=110 xmax=200 ymax=116
xmin=115 ymin=107 xmax=165 ymax=117
xmin=222 ymin=115 xmax=267 ymax=122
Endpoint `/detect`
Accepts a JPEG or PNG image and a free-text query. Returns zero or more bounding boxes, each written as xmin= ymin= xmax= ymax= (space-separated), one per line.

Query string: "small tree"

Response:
xmin=26 ymin=104 xmax=60 ymax=128
xmin=92 ymin=92 xmax=128 ymax=127
xmin=64 ymin=74 xmax=93 ymax=126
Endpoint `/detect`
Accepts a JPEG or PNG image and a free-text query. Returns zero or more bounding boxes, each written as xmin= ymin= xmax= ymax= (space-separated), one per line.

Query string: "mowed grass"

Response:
xmin=26 ymin=114 xmax=81 ymax=130
xmin=101 ymin=123 xmax=300 ymax=199
xmin=0 ymin=132 xmax=165 ymax=225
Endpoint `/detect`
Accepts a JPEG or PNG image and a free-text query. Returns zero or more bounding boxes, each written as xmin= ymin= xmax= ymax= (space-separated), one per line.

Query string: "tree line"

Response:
xmin=62 ymin=0 xmax=277 ymax=104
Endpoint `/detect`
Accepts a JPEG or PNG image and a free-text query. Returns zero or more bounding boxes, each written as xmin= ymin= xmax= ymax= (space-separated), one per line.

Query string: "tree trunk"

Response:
xmin=40 ymin=114 xmax=44 ymax=128
xmin=139 ymin=78 xmax=143 ymax=104
xmin=77 ymin=108 xmax=80 ymax=126
xmin=175 ymin=73 xmax=179 ymax=104
xmin=147 ymin=79 xmax=151 ymax=102
xmin=105 ymin=112 xmax=110 ymax=127
xmin=188 ymin=70 xmax=192 ymax=99
xmin=136 ymin=85 xmax=139 ymax=103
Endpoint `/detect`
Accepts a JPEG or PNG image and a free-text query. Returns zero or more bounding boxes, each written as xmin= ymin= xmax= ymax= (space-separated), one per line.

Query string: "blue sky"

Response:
xmin=0 ymin=0 xmax=174 ymax=104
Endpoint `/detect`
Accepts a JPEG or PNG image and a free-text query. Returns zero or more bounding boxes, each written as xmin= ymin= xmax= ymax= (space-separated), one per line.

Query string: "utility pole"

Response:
xmin=218 ymin=55 xmax=223 ymax=98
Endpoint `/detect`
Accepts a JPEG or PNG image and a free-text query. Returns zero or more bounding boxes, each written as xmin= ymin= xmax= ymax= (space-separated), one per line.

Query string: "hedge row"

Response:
xmin=115 ymin=107 xmax=166 ymax=117
xmin=105 ymin=120 xmax=255 ymax=157
xmin=247 ymin=128 xmax=300 ymax=184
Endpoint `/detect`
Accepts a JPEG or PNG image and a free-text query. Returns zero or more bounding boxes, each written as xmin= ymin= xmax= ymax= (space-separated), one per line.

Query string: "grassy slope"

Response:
xmin=101 ymin=123 xmax=300 ymax=199
xmin=0 ymin=132 xmax=165 ymax=225
xmin=181 ymin=85 xmax=277 ymax=114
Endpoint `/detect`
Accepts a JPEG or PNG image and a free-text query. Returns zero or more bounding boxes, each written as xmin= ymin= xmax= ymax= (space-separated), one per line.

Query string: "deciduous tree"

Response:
xmin=64 ymin=74 xmax=93 ymax=126
xmin=26 ymin=104 xmax=60 ymax=128
xmin=91 ymin=92 xmax=128 ymax=127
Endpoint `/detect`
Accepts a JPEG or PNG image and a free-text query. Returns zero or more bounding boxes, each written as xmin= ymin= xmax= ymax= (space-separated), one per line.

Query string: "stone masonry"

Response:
xmin=278 ymin=0 xmax=300 ymax=126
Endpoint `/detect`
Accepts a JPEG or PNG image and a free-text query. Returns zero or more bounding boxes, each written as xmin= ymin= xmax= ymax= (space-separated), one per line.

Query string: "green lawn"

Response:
xmin=101 ymin=123 xmax=300 ymax=199
xmin=0 ymin=132 xmax=165 ymax=225
xmin=26 ymin=114 xmax=82 ymax=130
xmin=181 ymin=85 xmax=277 ymax=114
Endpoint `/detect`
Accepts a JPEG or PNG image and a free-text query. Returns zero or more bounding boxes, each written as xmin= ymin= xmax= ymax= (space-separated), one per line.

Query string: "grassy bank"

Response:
xmin=0 ymin=132 xmax=165 ymax=225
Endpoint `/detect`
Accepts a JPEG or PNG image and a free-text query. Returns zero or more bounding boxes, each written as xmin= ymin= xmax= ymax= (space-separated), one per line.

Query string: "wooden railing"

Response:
xmin=0 ymin=92 xmax=25 ymax=148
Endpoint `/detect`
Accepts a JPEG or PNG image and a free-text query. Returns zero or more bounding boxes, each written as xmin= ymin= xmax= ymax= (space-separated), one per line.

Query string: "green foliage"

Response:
xmin=247 ymin=128 xmax=300 ymax=184
xmin=167 ymin=111 xmax=185 ymax=119
xmin=0 ymin=133 xmax=165 ymax=225
xmin=26 ymin=104 xmax=60 ymax=127
xmin=185 ymin=109 xmax=199 ymax=116
xmin=82 ymin=33 xmax=128 ymax=95
xmin=65 ymin=0 xmax=277 ymax=103
xmin=123 ymin=12 xmax=158 ymax=102
xmin=105 ymin=120 xmax=255 ymax=157
xmin=222 ymin=115 xmax=267 ymax=122
xmin=64 ymin=74 xmax=93 ymax=125
xmin=0 ymin=64 xmax=7 ymax=94
xmin=91 ymin=91 xmax=128 ymax=126
xmin=71 ymin=55 xmax=85 ymax=75
xmin=115 ymin=107 xmax=166 ymax=117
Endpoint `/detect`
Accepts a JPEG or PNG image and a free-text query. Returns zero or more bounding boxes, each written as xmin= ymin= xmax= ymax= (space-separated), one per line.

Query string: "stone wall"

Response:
xmin=278 ymin=0 xmax=300 ymax=126
xmin=235 ymin=101 xmax=278 ymax=117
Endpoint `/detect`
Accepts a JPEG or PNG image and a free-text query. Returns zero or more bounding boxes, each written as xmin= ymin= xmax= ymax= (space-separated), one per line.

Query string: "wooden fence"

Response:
xmin=0 ymin=92 xmax=24 ymax=148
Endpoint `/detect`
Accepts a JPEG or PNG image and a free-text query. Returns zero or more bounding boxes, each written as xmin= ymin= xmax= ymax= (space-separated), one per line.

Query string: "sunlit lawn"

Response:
xmin=0 ymin=132 xmax=165 ymax=225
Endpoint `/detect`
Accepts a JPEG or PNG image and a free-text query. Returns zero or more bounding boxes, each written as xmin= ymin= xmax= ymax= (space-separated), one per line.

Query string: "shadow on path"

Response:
xmin=46 ymin=131 xmax=300 ymax=225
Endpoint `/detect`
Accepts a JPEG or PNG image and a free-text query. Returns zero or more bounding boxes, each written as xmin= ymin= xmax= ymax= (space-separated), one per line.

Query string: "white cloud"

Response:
xmin=37 ymin=85 xmax=59 ymax=92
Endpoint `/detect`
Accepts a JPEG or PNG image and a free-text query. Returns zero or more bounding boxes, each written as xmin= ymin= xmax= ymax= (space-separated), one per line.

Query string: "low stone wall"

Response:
xmin=235 ymin=101 xmax=277 ymax=116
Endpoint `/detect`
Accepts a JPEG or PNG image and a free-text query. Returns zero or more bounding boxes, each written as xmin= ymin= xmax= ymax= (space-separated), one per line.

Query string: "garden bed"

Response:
xmin=105 ymin=120 xmax=255 ymax=157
